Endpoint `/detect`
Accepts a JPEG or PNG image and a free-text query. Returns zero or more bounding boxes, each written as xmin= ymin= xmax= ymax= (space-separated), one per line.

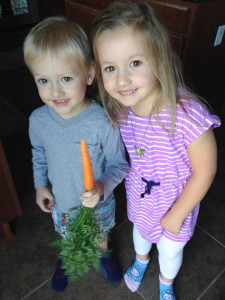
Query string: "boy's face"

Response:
xmin=96 ymin=26 xmax=158 ymax=116
xmin=31 ymin=53 xmax=95 ymax=119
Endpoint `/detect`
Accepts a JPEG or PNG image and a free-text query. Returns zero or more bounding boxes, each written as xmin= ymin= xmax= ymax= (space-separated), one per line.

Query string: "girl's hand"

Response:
xmin=36 ymin=185 xmax=54 ymax=213
xmin=80 ymin=181 xmax=104 ymax=208
xmin=160 ymin=210 xmax=183 ymax=235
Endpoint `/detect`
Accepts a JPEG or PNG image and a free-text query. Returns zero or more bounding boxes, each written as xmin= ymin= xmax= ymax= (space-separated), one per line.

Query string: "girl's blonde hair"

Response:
xmin=24 ymin=16 xmax=92 ymax=72
xmin=92 ymin=1 xmax=205 ymax=130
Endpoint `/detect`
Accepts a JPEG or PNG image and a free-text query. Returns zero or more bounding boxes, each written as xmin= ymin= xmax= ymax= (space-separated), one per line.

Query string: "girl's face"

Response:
xmin=31 ymin=52 xmax=95 ymax=119
xmin=96 ymin=26 xmax=158 ymax=116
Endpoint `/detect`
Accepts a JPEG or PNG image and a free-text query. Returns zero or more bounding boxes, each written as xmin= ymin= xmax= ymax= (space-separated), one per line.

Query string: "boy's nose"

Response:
xmin=51 ymin=83 xmax=64 ymax=97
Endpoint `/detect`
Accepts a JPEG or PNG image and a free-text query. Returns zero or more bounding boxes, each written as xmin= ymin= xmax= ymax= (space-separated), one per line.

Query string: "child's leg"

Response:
xmin=124 ymin=224 xmax=152 ymax=292
xmin=157 ymin=236 xmax=187 ymax=300
xmin=97 ymin=233 xmax=122 ymax=284
xmin=51 ymin=211 xmax=69 ymax=291
xmin=52 ymin=259 xmax=68 ymax=292
xmin=94 ymin=200 xmax=122 ymax=284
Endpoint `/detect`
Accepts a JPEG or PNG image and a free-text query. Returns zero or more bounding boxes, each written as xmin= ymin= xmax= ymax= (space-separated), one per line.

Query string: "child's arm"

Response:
xmin=36 ymin=185 xmax=54 ymax=213
xmin=160 ymin=127 xmax=217 ymax=235
xmin=29 ymin=113 xmax=51 ymax=210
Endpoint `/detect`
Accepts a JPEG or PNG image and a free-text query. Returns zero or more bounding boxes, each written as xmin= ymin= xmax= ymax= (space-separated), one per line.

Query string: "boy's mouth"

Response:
xmin=53 ymin=99 xmax=69 ymax=105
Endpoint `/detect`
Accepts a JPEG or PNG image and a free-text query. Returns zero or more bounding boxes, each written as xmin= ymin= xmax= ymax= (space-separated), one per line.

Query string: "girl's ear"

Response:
xmin=87 ymin=62 xmax=96 ymax=85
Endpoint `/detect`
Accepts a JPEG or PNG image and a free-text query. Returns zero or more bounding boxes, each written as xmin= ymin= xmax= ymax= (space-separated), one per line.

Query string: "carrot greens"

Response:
xmin=51 ymin=205 xmax=109 ymax=282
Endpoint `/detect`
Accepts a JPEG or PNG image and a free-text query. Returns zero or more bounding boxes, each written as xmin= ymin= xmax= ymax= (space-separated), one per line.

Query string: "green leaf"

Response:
xmin=50 ymin=205 xmax=110 ymax=282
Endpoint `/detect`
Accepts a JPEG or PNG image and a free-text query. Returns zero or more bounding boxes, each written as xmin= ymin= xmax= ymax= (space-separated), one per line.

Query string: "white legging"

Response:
xmin=133 ymin=224 xmax=187 ymax=280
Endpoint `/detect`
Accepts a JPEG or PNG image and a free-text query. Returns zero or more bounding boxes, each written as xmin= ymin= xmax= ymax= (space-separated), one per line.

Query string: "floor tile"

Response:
xmin=198 ymin=268 xmax=225 ymax=300
xmin=0 ymin=198 xmax=58 ymax=299
xmin=175 ymin=227 xmax=225 ymax=299
xmin=23 ymin=269 xmax=143 ymax=300
xmin=18 ymin=208 xmax=142 ymax=300
xmin=111 ymin=220 xmax=225 ymax=300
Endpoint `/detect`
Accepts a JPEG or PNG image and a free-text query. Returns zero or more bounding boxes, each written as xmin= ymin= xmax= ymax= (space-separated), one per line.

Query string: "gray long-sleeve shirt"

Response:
xmin=29 ymin=100 xmax=128 ymax=213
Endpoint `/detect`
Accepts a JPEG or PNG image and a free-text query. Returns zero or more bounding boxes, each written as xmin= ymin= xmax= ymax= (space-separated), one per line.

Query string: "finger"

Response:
xmin=82 ymin=201 xmax=92 ymax=208
xmin=83 ymin=191 xmax=94 ymax=198
xmin=82 ymin=198 xmax=97 ymax=208
xmin=40 ymin=204 xmax=53 ymax=213
xmin=44 ymin=207 xmax=53 ymax=213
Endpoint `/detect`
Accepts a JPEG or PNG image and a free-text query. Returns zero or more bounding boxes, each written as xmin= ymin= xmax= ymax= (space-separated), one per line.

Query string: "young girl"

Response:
xmin=92 ymin=2 xmax=221 ymax=299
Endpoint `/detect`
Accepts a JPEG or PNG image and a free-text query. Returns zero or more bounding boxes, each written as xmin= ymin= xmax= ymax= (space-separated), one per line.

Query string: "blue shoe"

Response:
xmin=52 ymin=259 xmax=68 ymax=292
xmin=160 ymin=281 xmax=176 ymax=300
xmin=100 ymin=253 xmax=122 ymax=284
xmin=124 ymin=258 xmax=148 ymax=292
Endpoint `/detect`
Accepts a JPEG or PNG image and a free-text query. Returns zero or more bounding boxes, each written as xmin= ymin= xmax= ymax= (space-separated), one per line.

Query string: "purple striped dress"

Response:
xmin=119 ymin=99 xmax=221 ymax=243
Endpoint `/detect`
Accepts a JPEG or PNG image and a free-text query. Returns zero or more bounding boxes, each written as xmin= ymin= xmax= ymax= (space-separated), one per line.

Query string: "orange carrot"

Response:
xmin=80 ymin=139 xmax=94 ymax=190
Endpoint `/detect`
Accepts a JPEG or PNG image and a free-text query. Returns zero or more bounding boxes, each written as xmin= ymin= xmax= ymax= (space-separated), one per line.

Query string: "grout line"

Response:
xmin=137 ymin=290 xmax=146 ymax=299
xmin=20 ymin=276 xmax=51 ymax=300
xmin=197 ymin=225 xmax=225 ymax=248
xmin=196 ymin=267 xmax=225 ymax=299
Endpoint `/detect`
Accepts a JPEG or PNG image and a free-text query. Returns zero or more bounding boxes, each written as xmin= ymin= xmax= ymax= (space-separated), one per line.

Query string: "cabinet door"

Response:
xmin=147 ymin=0 xmax=191 ymax=33
xmin=65 ymin=0 xmax=185 ymax=56
xmin=0 ymin=141 xmax=22 ymax=224
xmin=169 ymin=34 xmax=183 ymax=56
xmin=73 ymin=0 xmax=112 ymax=9
xmin=65 ymin=0 xmax=102 ymax=37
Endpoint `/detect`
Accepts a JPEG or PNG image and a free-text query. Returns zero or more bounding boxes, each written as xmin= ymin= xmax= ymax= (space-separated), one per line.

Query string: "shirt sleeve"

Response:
xmin=29 ymin=114 xmax=48 ymax=188
xmin=97 ymin=124 xmax=129 ymax=201
xmin=178 ymin=100 xmax=221 ymax=146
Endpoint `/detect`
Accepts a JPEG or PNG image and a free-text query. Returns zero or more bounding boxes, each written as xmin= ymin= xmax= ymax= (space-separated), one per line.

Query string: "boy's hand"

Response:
xmin=80 ymin=181 xmax=104 ymax=208
xmin=36 ymin=185 xmax=54 ymax=213
xmin=160 ymin=209 xmax=183 ymax=235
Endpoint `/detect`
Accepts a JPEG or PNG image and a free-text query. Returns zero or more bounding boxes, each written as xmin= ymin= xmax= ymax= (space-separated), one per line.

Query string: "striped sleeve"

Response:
xmin=177 ymin=100 xmax=221 ymax=146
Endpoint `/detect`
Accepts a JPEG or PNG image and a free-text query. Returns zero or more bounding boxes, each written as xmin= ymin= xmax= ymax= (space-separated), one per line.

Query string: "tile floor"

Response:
xmin=1 ymin=105 xmax=225 ymax=300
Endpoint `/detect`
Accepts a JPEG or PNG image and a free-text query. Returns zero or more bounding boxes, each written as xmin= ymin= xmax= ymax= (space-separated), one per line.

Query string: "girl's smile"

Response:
xmin=119 ymin=89 xmax=138 ymax=96
xmin=96 ymin=26 xmax=158 ymax=116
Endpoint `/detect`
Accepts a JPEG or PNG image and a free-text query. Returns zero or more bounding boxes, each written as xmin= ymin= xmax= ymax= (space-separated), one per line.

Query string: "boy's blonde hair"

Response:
xmin=24 ymin=16 xmax=92 ymax=72
xmin=92 ymin=1 xmax=197 ymax=129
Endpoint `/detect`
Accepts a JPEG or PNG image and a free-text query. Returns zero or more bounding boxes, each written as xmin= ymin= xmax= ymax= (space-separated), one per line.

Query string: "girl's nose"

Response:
xmin=117 ymin=69 xmax=131 ymax=87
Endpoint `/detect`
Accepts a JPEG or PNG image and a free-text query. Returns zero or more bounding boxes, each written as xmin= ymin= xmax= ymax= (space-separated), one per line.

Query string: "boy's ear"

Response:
xmin=87 ymin=62 xmax=96 ymax=85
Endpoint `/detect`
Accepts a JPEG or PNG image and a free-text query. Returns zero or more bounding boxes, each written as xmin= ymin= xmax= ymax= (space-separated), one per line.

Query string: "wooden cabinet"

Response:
xmin=65 ymin=0 xmax=225 ymax=109
xmin=65 ymin=1 xmax=102 ymax=35
xmin=0 ymin=141 xmax=22 ymax=245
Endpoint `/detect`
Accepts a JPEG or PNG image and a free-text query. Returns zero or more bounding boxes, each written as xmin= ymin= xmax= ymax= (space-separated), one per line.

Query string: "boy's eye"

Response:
xmin=130 ymin=60 xmax=141 ymax=67
xmin=105 ymin=66 xmax=115 ymax=72
xmin=38 ymin=78 xmax=48 ymax=84
xmin=62 ymin=77 xmax=72 ymax=82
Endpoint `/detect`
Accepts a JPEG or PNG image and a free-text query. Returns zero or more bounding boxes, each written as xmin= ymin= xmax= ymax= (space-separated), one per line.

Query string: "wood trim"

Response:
xmin=0 ymin=223 xmax=15 ymax=245
xmin=0 ymin=140 xmax=22 ymax=224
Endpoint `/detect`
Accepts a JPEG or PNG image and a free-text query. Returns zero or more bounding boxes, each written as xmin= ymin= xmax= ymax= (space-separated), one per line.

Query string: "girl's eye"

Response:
xmin=62 ymin=77 xmax=72 ymax=82
xmin=105 ymin=66 xmax=115 ymax=72
xmin=130 ymin=60 xmax=141 ymax=67
xmin=38 ymin=78 xmax=48 ymax=84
